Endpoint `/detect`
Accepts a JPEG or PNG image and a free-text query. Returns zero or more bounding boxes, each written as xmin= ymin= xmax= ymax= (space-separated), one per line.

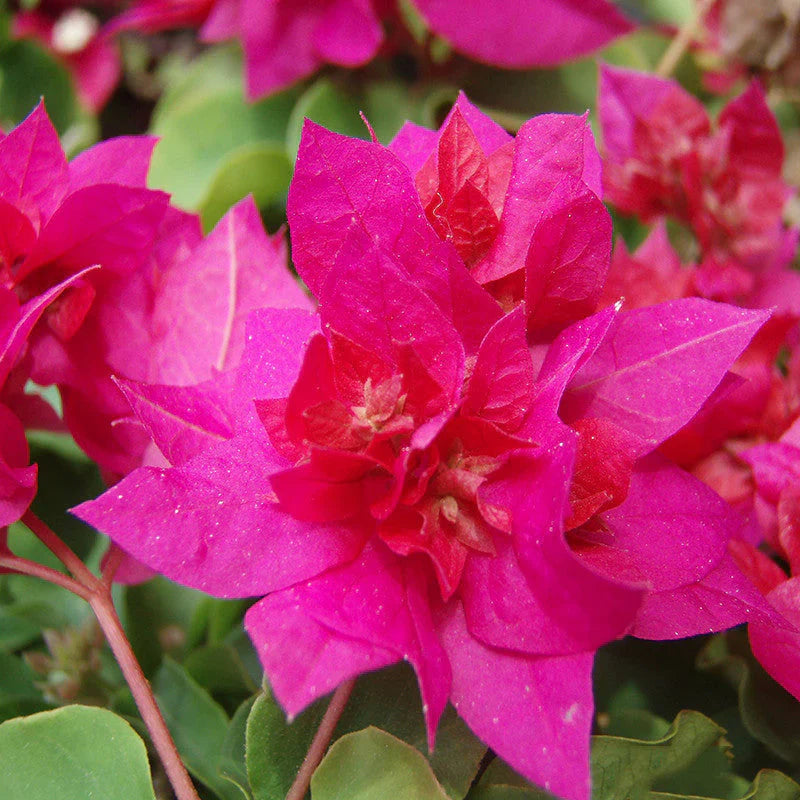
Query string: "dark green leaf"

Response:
xmin=153 ymin=657 xmax=244 ymax=800
xmin=220 ymin=696 xmax=256 ymax=800
xmin=591 ymin=710 xmax=729 ymax=800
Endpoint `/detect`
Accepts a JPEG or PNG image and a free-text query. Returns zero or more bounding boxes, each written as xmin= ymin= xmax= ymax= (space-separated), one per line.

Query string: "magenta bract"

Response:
xmin=74 ymin=101 xmax=778 ymax=799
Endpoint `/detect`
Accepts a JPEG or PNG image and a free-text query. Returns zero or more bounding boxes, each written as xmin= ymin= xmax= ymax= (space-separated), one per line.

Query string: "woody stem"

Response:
xmin=90 ymin=586 xmax=201 ymax=800
xmin=11 ymin=514 xmax=201 ymax=800
xmin=285 ymin=678 xmax=357 ymax=800
xmin=656 ymin=0 xmax=716 ymax=78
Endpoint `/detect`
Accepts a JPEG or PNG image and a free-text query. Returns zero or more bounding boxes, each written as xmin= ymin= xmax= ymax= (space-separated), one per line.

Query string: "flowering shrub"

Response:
xmin=2 ymin=5 xmax=800 ymax=800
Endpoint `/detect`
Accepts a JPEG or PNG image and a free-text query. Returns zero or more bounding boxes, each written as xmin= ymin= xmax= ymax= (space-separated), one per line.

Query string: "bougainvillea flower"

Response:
xmin=598 ymin=222 xmax=694 ymax=311
xmin=75 ymin=110 xmax=781 ymax=798
xmin=599 ymin=65 xmax=798 ymax=311
xmin=108 ymin=0 xmax=633 ymax=99
xmin=13 ymin=2 xmax=122 ymax=111
xmin=0 ymin=269 xmax=96 ymax=527
xmin=109 ymin=0 xmax=384 ymax=99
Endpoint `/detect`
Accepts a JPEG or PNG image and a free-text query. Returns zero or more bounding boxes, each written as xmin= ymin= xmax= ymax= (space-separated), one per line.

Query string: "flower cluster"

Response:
xmin=104 ymin=0 xmax=633 ymax=99
xmin=72 ymin=96 xmax=786 ymax=799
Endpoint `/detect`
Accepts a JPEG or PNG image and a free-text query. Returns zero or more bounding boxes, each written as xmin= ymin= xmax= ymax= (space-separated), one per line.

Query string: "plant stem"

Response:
xmin=101 ymin=543 xmax=125 ymax=587
xmin=285 ymin=679 xmax=357 ymax=800
xmin=22 ymin=510 xmax=97 ymax=586
xmin=90 ymin=586 xmax=201 ymax=800
xmin=656 ymin=0 xmax=716 ymax=78
xmin=11 ymin=514 xmax=200 ymax=800
xmin=0 ymin=554 xmax=91 ymax=600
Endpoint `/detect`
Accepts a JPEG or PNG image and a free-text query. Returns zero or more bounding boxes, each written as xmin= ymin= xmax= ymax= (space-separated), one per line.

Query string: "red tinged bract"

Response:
xmin=74 ymin=109 xmax=779 ymax=800
xmin=598 ymin=65 xmax=799 ymax=314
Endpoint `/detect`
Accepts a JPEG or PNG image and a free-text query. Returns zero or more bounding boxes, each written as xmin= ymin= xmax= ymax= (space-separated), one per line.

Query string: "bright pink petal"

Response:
xmin=68 ymin=136 xmax=157 ymax=191
xmin=467 ymin=443 xmax=641 ymax=655
xmin=68 ymin=34 xmax=122 ymax=112
xmin=632 ymin=552 xmax=784 ymax=639
xmin=72 ymin=433 xmax=367 ymax=597
xmin=114 ymin=377 xmax=235 ymax=466
xmin=576 ymin=455 xmax=734 ymax=591
xmin=150 ymin=196 xmax=310 ymax=386
xmin=742 ymin=442 xmax=800 ymax=504
xmin=289 ymin=121 xmax=501 ymax=353
xmin=525 ymin=179 xmax=611 ymax=331
xmin=412 ymin=0 xmax=632 ymax=68
xmin=250 ymin=542 xmax=450 ymax=743
xmin=245 ymin=590 xmax=398 ymax=718
xmin=719 ymin=81 xmax=784 ymax=177
xmin=476 ymin=113 xmax=602 ymax=284
xmin=462 ymin=306 xmax=534 ymax=431
xmin=0 ymin=404 xmax=37 ymax=527
xmin=320 ymin=255 xmax=465 ymax=403
xmin=313 ymin=0 xmax=383 ymax=65
xmin=561 ymin=299 xmax=770 ymax=454
xmin=0 ymin=266 xmax=99 ymax=385
xmin=439 ymin=601 xmax=593 ymax=800
xmin=598 ymin=65 xmax=708 ymax=163
xmin=0 ymin=101 xmax=68 ymax=221
xmin=21 ymin=185 xmax=169 ymax=279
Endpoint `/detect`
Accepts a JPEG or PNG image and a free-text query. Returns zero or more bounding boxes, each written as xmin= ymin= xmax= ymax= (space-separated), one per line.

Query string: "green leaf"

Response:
xmin=336 ymin=663 xmax=485 ymax=799
xmin=199 ymin=143 xmax=293 ymax=231
xmin=591 ymin=710 xmax=729 ymax=800
xmin=220 ymin=696 xmax=256 ymax=800
xmin=123 ymin=577 xmax=207 ymax=677
xmin=184 ymin=642 xmax=259 ymax=695
xmin=153 ymin=657 xmax=245 ymax=800
xmin=0 ymin=40 xmax=79 ymax=132
xmin=0 ymin=603 xmax=42 ymax=651
xmin=246 ymin=687 xmax=327 ymax=800
xmin=467 ymin=787 xmax=552 ymax=800
xmin=311 ymin=727 xmax=450 ymax=800
xmin=0 ymin=652 xmax=38 ymax=700
xmin=149 ymin=78 xmax=297 ymax=210
xmin=739 ymin=770 xmax=800 ymax=800
xmin=245 ymin=664 xmax=485 ymax=800
xmin=0 ymin=705 xmax=156 ymax=799
xmin=698 ymin=631 xmax=800 ymax=763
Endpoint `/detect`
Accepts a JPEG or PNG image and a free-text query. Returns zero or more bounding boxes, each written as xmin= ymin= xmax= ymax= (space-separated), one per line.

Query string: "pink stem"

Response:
xmin=22 ymin=510 xmax=97 ymax=586
xmin=90 ymin=587 xmax=201 ymax=800
xmin=0 ymin=554 xmax=91 ymax=600
xmin=285 ymin=679 xmax=356 ymax=800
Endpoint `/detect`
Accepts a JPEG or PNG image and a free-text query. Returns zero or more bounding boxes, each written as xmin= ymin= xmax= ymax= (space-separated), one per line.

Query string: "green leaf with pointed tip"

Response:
xmin=591 ymin=710 xmax=729 ymax=800
xmin=311 ymin=727 xmax=450 ymax=800
xmin=336 ymin=663 xmax=485 ymax=799
xmin=199 ymin=144 xmax=293 ymax=231
xmin=219 ymin=696 xmax=256 ymax=800
xmin=0 ymin=705 xmax=156 ymax=800
xmin=153 ymin=658 xmax=245 ymax=800
xmin=467 ymin=787 xmax=552 ymax=800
